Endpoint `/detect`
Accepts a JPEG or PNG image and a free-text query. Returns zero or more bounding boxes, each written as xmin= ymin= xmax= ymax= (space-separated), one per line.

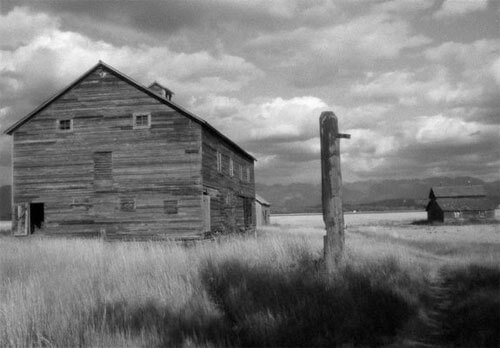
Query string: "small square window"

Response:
xmin=120 ymin=197 xmax=136 ymax=212
xmin=58 ymin=119 xmax=72 ymax=131
xmin=133 ymin=113 xmax=151 ymax=129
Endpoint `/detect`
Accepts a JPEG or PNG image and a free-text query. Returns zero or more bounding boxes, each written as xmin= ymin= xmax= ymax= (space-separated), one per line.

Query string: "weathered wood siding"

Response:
xmin=255 ymin=203 xmax=271 ymax=227
xmin=12 ymin=68 xmax=203 ymax=238
xmin=443 ymin=210 xmax=495 ymax=223
xmin=201 ymin=129 xmax=255 ymax=232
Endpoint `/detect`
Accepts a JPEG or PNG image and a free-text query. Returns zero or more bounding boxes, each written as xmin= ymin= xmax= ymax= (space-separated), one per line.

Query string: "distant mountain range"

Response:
xmin=257 ymin=176 xmax=500 ymax=214
xmin=1 ymin=176 xmax=499 ymax=218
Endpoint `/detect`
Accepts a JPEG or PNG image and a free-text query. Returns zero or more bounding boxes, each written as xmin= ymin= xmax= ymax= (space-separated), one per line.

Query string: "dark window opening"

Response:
xmin=164 ymin=200 xmax=178 ymax=214
xmin=120 ymin=197 xmax=136 ymax=212
xmin=216 ymin=151 xmax=222 ymax=172
xmin=58 ymin=119 xmax=72 ymax=131
xmin=133 ymin=113 xmax=151 ymax=128
xmin=29 ymin=203 xmax=44 ymax=234
xmin=94 ymin=151 xmax=113 ymax=190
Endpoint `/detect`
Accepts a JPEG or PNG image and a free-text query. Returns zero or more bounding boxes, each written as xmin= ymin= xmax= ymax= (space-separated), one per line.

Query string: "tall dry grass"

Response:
xmin=0 ymin=225 xmax=498 ymax=347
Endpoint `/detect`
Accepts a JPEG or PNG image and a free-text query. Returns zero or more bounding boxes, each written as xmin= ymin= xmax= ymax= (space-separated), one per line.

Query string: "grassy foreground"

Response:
xmin=0 ymin=225 xmax=499 ymax=347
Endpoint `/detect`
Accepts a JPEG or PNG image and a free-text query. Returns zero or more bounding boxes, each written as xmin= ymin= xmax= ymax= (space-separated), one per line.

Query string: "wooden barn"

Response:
xmin=5 ymin=61 xmax=256 ymax=239
xmin=255 ymin=194 xmax=271 ymax=227
xmin=426 ymin=185 xmax=496 ymax=223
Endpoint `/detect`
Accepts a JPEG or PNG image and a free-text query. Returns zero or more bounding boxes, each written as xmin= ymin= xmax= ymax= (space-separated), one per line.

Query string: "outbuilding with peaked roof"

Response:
xmin=426 ymin=185 xmax=496 ymax=223
xmin=255 ymin=194 xmax=271 ymax=227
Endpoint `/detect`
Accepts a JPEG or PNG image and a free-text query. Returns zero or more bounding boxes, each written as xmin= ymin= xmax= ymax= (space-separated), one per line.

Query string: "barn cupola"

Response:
xmin=148 ymin=81 xmax=174 ymax=101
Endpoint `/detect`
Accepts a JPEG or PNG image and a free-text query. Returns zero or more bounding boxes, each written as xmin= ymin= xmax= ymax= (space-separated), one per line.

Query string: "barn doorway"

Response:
xmin=243 ymin=197 xmax=253 ymax=227
xmin=29 ymin=203 xmax=44 ymax=234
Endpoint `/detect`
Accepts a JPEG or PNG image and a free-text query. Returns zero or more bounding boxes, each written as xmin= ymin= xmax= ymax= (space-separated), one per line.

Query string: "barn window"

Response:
xmin=120 ymin=197 xmax=136 ymax=212
xmin=229 ymin=158 xmax=234 ymax=176
xmin=246 ymin=166 xmax=251 ymax=182
xmin=239 ymin=164 xmax=243 ymax=180
xmin=94 ymin=152 xmax=112 ymax=179
xmin=93 ymin=151 xmax=113 ymax=190
xmin=164 ymin=200 xmax=178 ymax=214
xmin=216 ymin=151 xmax=222 ymax=173
xmin=133 ymin=112 xmax=151 ymax=129
xmin=58 ymin=119 xmax=73 ymax=131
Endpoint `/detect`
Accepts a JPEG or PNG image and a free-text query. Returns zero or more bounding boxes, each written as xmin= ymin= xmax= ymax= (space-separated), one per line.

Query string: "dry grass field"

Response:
xmin=0 ymin=212 xmax=499 ymax=347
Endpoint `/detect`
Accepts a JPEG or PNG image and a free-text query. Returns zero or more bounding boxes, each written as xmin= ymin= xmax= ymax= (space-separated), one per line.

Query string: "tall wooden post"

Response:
xmin=320 ymin=111 xmax=350 ymax=272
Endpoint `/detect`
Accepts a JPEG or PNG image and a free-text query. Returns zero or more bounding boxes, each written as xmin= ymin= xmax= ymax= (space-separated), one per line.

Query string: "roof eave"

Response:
xmin=4 ymin=61 xmax=104 ymax=135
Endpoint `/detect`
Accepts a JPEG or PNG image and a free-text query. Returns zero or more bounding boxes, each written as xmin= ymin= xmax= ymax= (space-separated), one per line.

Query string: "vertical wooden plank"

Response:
xmin=13 ymin=203 xmax=29 ymax=236
xmin=202 ymin=195 xmax=211 ymax=232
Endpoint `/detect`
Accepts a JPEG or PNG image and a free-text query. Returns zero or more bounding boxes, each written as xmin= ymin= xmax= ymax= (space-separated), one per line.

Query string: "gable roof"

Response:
xmin=255 ymin=194 xmax=270 ymax=206
xmin=429 ymin=197 xmax=497 ymax=212
xmin=4 ymin=61 xmax=255 ymax=161
xmin=429 ymin=185 xmax=486 ymax=198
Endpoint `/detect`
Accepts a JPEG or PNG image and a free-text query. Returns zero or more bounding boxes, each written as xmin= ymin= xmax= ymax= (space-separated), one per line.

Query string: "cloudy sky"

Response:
xmin=0 ymin=0 xmax=499 ymax=186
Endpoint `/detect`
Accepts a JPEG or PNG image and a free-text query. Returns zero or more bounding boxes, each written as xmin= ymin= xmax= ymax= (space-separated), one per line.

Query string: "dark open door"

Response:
xmin=29 ymin=203 xmax=44 ymax=233
xmin=243 ymin=197 xmax=253 ymax=227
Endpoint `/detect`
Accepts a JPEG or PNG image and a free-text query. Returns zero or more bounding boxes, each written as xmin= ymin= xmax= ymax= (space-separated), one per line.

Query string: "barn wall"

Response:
xmin=255 ymin=203 xmax=271 ymax=227
xmin=12 ymin=68 xmax=203 ymax=239
xmin=262 ymin=206 xmax=271 ymax=225
xmin=443 ymin=210 xmax=495 ymax=223
xmin=426 ymin=201 xmax=443 ymax=222
xmin=255 ymin=203 xmax=262 ymax=227
xmin=201 ymin=129 xmax=255 ymax=233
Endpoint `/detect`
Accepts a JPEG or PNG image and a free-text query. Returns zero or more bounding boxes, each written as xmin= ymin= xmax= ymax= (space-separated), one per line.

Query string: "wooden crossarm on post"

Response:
xmin=336 ymin=133 xmax=351 ymax=139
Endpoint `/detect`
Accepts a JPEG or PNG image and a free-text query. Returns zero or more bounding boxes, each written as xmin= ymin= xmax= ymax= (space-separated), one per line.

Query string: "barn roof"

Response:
xmin=255 ymin=194 xmax=270 ymax=206
xmin=4 ymin=61 xmax=256 ymax=161
xmin=430 ymin=185 xmax=486 ymax=198
xmin=431 ymin=197 xmax=497 ymax=212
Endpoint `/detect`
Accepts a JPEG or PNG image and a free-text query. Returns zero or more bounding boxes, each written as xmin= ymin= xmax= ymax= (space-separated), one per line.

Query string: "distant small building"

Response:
xmin=426 ymin=185 xmax=496 ymax=223
xmin=255 ymin=194 xmax=271 ymax=226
